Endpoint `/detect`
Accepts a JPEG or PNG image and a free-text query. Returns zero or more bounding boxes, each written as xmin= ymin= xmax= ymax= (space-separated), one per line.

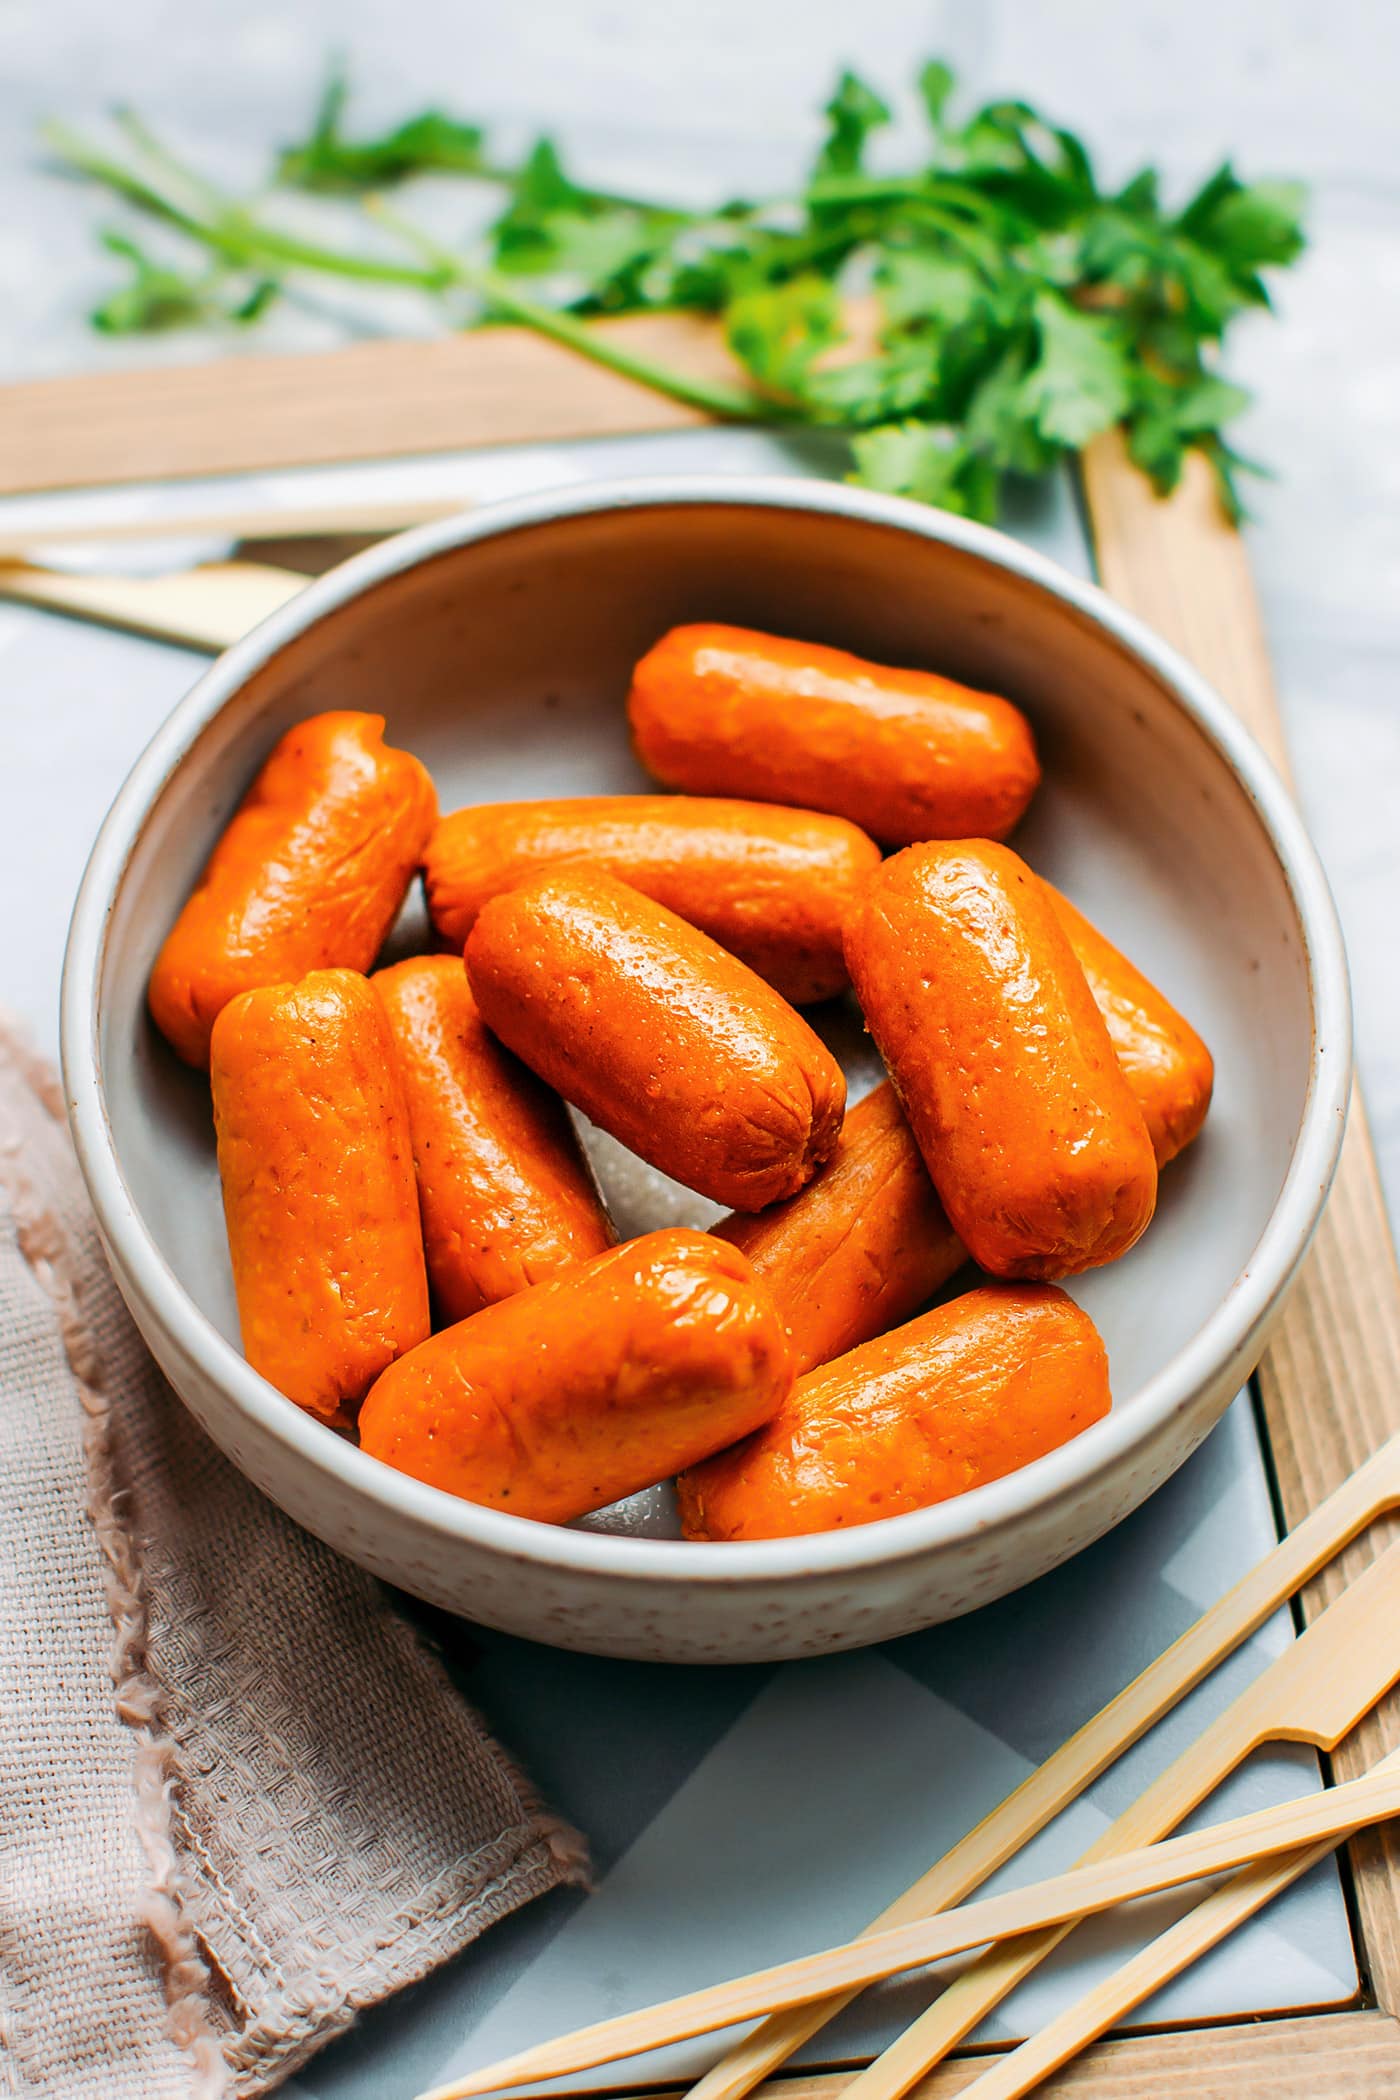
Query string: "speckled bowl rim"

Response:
xmin=62 ymin=474 xmax=1352 ymax=1588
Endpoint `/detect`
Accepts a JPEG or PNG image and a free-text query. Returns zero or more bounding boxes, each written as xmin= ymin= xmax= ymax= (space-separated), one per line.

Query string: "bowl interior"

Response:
xmin=94 ymin=495 xmax=1318 ymax=1541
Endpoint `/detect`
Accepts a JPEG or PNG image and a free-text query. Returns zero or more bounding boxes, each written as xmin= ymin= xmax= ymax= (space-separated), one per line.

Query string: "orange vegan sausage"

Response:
xmin=210 ymin=969 xmax=430 ymax=1419
xmin=465 ymin=867 xmax=846 ymax=1211
xmin=423 ymin=794 xmax=881 ymax=1004
xmin=845 ymin=840 xmax=1158 ymax=1279
xmin=150 ymin=711 xmax=438 ymax=1067
xmin=359 ymin=1229 xmax=793 ymax=1522
xmin=714 ymin=1081 xmax=965 ymax=1374
xmin=678 ymin=1283 xmax=1110 ymax=1540
xmin=373 ymin=956 xmax=614 ymax=1324
xmin=1045 ymin=885 xmax=1214 ymax=1167
xmin=627 ymin=624 xmax=1040 ymax=848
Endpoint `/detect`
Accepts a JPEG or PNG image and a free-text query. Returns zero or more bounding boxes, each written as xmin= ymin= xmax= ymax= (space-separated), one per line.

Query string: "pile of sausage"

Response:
xmin=148 ymin=623 xmax=1212 ymax=1541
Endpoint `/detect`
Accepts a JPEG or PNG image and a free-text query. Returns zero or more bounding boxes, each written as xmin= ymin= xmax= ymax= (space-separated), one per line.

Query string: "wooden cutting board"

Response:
xmin=0 ymin=315 xmax=739 ymax=496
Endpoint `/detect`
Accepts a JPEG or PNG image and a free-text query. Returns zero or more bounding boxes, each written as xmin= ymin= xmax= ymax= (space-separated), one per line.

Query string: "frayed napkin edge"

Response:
xmin=0 ymin=1020 xmax=231 ymax=2095
xmin=0 ymin=1016 xmax=590 ymax=2099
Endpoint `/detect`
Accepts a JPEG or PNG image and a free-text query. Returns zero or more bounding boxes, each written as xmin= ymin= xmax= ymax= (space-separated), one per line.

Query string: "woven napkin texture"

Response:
xmin=0 ymin=1018 xmax=588 ymax=2100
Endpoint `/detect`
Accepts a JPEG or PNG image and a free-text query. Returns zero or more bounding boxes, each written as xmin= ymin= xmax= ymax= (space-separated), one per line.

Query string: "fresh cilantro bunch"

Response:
xmin=45 ymin=60 xmax=1307 ymax=523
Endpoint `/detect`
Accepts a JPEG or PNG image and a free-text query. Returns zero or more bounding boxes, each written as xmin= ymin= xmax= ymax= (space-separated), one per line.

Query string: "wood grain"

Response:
xmin=955 ymin=1746 xmax=1400 ymax=2100
xmin=1082 ymin=428 xmax=1400 ymax=2012
xmin=727 ymin=2012 xmax=1400 ymax=2098
xmin=0 ymin=316 xmax=752 ymax=495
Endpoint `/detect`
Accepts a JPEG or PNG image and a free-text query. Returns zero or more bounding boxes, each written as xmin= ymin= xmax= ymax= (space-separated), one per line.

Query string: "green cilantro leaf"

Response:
xmin=1178 ymin=164 xmax=1307 ymax=276
xmin=277 ymin=63 xmax=488 ymax=190
xmin=486 ymin=136 xmax=694 ymax=309
xmin=918 ymin=61 xmax=956 ymax=131
xmin=490 ymin=136 xmax=585 ymax=265
xmin=499 ymin=203 xmax=667 ymax=287
xmin=1018 ymin=290 xmax=1131 ymax=447
xmin=1167 ymin=373 xmax=1252 ymax=435
xmin=90 ymin=228 xmax=277 ymax=333
xmin=1203 ymin=434 xmax=1271 ymax=522
xmin=1125 ymin=369 xmax=1253 ymax=499
xmin=965 ymin=344 xmax=1056 ymax=476
xmin=875 ymin=247 xmax=984 ymax=332
xmin=1126 ymin=407 xmax=1187 ymax=493
xmin=851 ymin=422 xmax=961 ymax=499
xmin=850 ymin=422 xmax=999 ymax=520
xmin=805 ymin=341 xmax=941 ymax=424
xmin=813 ymin=71 xmax=892 ymax=179
xmin=724 ymin=276 xmax=845 ymax=395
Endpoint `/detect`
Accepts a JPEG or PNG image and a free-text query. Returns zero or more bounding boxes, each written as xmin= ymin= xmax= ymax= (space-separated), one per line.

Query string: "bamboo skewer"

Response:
xmin=681 ymin=1433 xmax=1400 ymax=2100
xmin=0 ymin=557 xmax=306 ymax=649
xmin=0 ymin=493 xmax=465 ymax=557
xmin=960 ymin=1744 xmax=1400 ymax=2100
xmin=415 ymin=1539 xmax=1400 ymax=2100
xmin=830 ymin=1539 xmax=1400 ymax=2100
xmin=417 ymin=1761 xmax=1400 ymax=2100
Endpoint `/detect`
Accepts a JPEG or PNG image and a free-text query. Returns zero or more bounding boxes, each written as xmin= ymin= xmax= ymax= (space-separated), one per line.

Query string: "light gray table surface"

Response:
xmin=1 ymin=0 xmax=1398 ymax=2090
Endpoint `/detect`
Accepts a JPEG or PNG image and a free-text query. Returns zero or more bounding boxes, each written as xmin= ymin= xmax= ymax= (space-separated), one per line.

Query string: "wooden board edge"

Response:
xmin=1081 ymin=429 xmax=1400 ymax=2010
xmin=596 ymin=2011 xmax=1400 ymax=2099
xmin=0 ymin=316 xmax=748 ymax=496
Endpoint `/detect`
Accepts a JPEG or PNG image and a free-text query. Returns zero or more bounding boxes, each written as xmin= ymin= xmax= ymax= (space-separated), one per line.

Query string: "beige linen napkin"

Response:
xmin=0 ymin=1017 xmax=588 ymax=2100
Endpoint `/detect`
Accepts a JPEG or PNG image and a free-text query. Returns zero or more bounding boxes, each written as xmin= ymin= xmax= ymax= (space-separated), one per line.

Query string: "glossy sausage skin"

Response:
xmin=210 ymin=969 xmax=430 ymax=1419
xmin=714 ymin=1080 xmax=965 ymax=1375
xmin=373 ymin=956 xmax=615 ymax=1325
xmin=465 ymin=867 xmax=846 ymax=1211
xmin=359 ymin=1229 xmax=793 ymax=1522
xmin=678 ymin=1283 xmax=1109 ymax=1540
xmin=1046 ymin=885 xmax=1214 ymax=1167
xmin=627 ymin=624 xmax=1040 ymax=848
xmin=845 ymin=841 xmax=1158 ymax=1279
xmin=423 ymin=794 xmax=882 ymax=1004
xmin=150 ymin=711 xmax=438 ymax=1067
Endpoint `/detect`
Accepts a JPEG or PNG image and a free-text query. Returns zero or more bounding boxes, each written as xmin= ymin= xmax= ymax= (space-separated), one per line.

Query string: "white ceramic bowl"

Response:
xmin=62 ymin=477 xmax=1350 ymax=1663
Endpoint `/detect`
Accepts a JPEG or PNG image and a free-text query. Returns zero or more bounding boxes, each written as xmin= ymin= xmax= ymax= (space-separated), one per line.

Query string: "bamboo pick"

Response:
xmin=0 ymin=558 xmax=306 ymax=650
xmin=683 ymin=1434 xmax=1400 ymax=2100
xmin=0 ymin=493 xmax=464 ymax=557
xmin=829 ymin=1543 xmax=1400 ymax=2100
xmin=415 ymin=1540 xmax=1400 ymax=2100
xmin=417 ymin=1763 xmax=1400 ymax=2100
xmin=960 ymin=1741 xmax=1400 ymax=2100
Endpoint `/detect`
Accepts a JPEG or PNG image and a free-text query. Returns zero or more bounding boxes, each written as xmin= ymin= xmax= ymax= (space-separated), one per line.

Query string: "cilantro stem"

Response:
xmin=471 ymin=292 xmax=767 ymax=420
xmin=366 ymin=202 xmax=769 ymax=421
xmin=217 ymin=214 xmax=451 ymax=287
xmin=47 ymin=122 xmax=768 ymax=425
xmin=807 ymin=172 xmax=1003 ymax=225
xmin=44 ymin=122 xmax=230 ymax=248
xmin=112 ymin=107 xmax=226 ymax=214
xmin=899 ymin=202 xmax=1002 ymax=276
xmin=46 ymin=122 xmax=463 ymax=288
